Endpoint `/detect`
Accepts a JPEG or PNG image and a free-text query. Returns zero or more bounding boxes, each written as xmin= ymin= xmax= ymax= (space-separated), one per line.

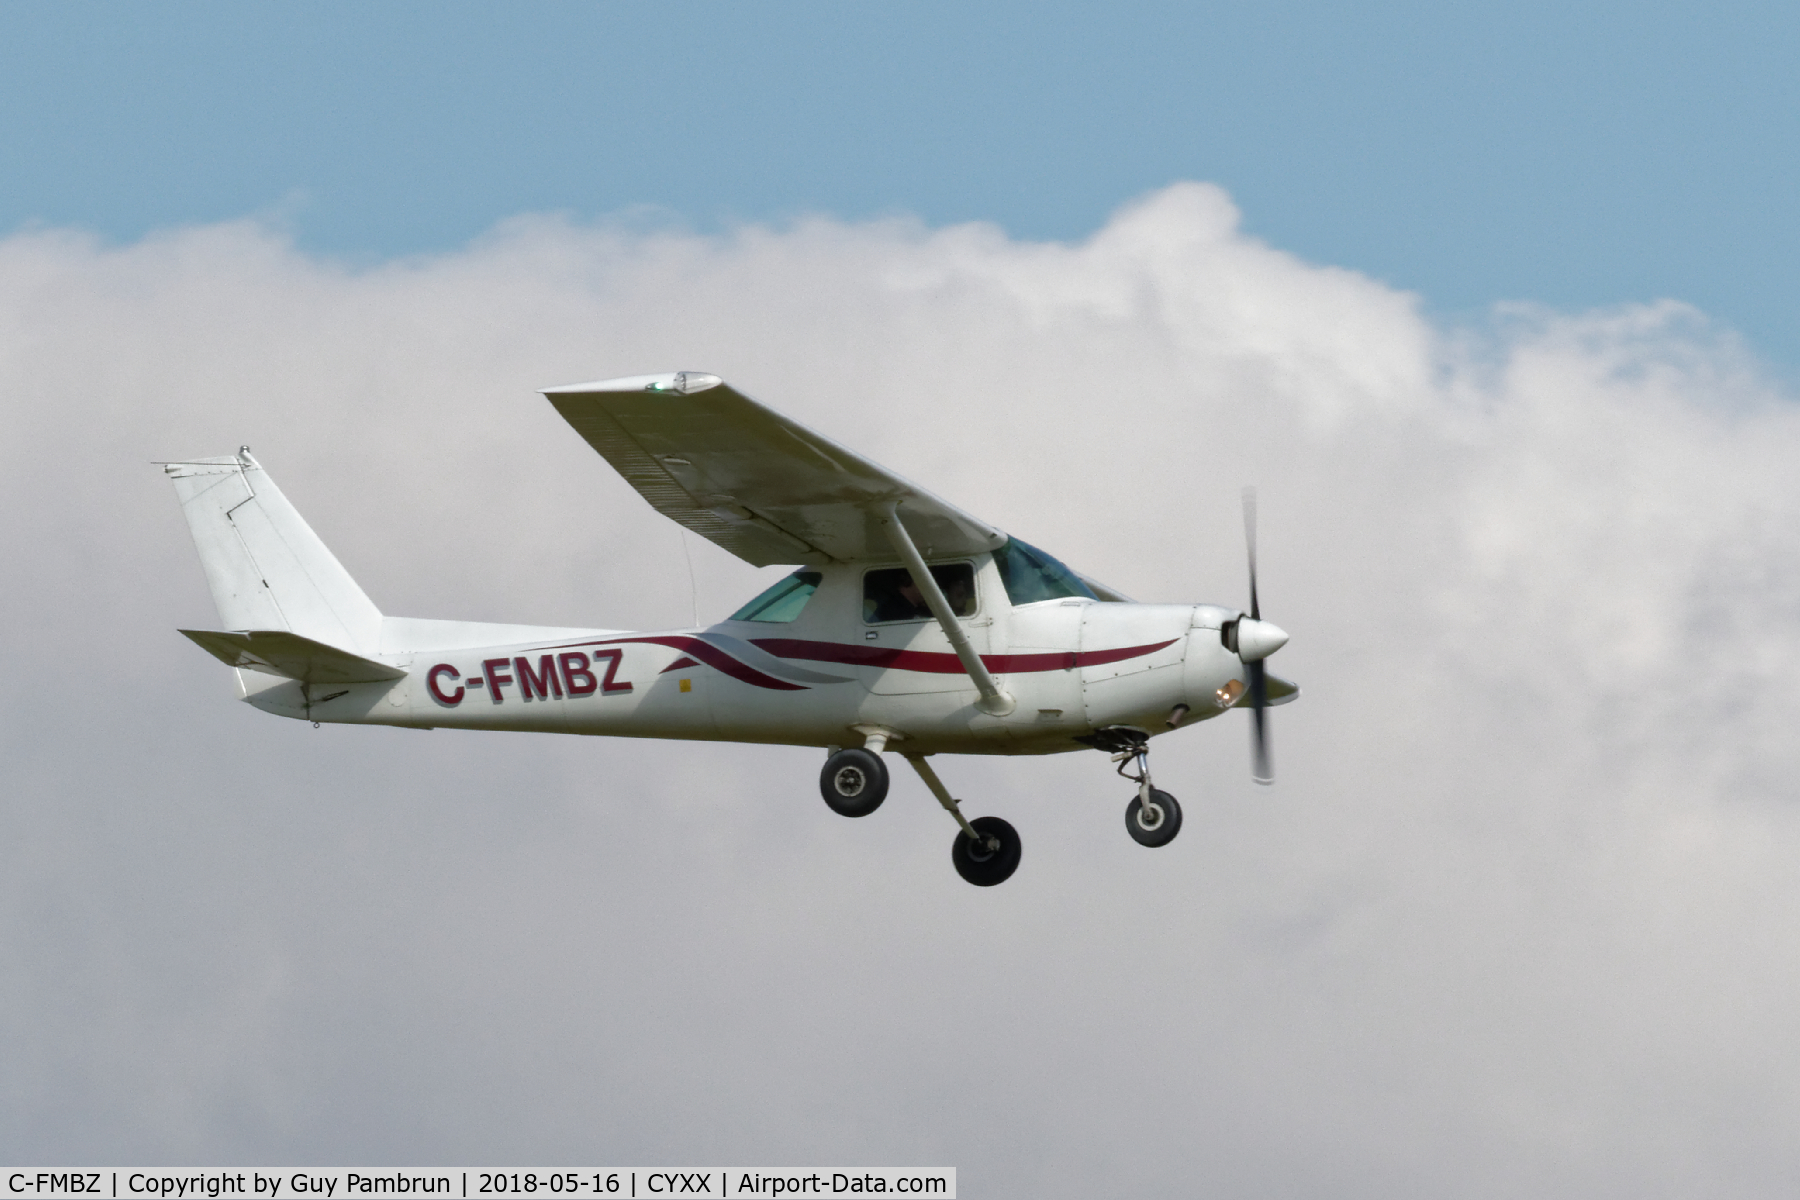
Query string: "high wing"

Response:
xmin=543 ymin=372 xmax=1008 ymax=567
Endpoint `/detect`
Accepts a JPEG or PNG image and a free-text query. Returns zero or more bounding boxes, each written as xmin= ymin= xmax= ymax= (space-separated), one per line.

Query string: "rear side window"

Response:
xmin=992 ymin=538 xmax=1097 ymax=606
xmin=731 ymin=571 xmax=822 ymax=623
xmin=863 ymin=563 xmax=976 ymax=623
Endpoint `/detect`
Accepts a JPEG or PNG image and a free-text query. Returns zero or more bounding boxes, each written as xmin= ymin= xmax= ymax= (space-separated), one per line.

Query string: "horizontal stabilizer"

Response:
xmin=180 ymin=629 xmax=406 ymax=684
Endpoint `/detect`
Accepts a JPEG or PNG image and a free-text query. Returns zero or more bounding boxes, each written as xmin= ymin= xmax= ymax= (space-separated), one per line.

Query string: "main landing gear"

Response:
xmin=949 ymin=815 xmax=1022 ymax=887
xmin=819 ymin=747 xmax=888 ymax=817
xmin=908 ymin=754 xmax=1021 ymax=887
xmin=820 ymin=723 xmax=1188 ymax=880
xmin=1092 ymin=727 xmax=1183 ymax=848
xmin=816 ymin=736 xmax=1022 ymax=887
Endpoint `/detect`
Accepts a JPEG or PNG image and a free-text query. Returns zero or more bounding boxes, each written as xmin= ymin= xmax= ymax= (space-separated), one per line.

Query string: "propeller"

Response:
xmin=1228 ymin=486 xmax=1286 ymax=785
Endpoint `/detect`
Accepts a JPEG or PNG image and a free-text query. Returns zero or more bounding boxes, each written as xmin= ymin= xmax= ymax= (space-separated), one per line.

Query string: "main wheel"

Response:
xmin=819 ymin=747 xmax=888 ymax=817
xmin=951 ymin=816 xmax=1022 ymax=886
xmin=1125 ymin=789 xmax=1182 ymax=847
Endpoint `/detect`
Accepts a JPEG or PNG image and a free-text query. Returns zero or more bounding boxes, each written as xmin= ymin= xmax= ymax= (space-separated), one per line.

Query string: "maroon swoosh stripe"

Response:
xmin=545 ymin=635 xmax=808 ymax=691
xmin=748 ymin=638 xmax=1179 ymax=675
xmin=606 ymin=635 xmax=808 ymax=691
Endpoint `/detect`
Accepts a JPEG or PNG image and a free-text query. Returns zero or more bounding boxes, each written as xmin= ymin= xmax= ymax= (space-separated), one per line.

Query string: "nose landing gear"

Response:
xmin=1126 ymin=788 xmax=1182 ymax=848
xmin=1093 ymin=727 xmax=1183 ymax=848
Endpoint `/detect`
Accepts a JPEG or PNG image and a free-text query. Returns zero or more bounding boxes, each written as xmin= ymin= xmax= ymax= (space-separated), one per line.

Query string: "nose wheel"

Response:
xmin=1126 ymin=788 xmax=1182 ymax=847
xmin=1092 ymin=727 xmax=1184 ymax=848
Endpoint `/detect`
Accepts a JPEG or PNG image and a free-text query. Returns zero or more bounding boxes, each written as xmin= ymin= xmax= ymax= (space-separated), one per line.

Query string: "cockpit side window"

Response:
xmin=730 ymin=570 xmax=822 ymax=623
xmin=992 ymin=538 xmax=1097 ymax=606
xmin=863 ymin=563 xmax=977 ymax=624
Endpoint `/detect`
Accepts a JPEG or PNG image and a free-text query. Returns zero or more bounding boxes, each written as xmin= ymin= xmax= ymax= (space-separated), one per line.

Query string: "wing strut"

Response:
xmin=878 ymin=501 xmax=1016 ymax=717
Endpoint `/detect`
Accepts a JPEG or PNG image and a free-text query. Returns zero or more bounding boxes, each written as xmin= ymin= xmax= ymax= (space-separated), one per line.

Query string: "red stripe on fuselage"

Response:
xmin=540 ymin=635 xmax=806 ymax=691
xmin=747 ymin=638 xmax=1178 ymax=674
xmin=597 ymin=635 xmax=807 ymax=691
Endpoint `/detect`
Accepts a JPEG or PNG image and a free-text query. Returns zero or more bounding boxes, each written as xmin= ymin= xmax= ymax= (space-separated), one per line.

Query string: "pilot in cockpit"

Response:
xmin=865 ymin=564 xmax=975 ymax=623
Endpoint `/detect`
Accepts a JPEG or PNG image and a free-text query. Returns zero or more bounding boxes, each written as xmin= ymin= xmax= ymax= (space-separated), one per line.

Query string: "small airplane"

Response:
xmin=164 ymin=372 xmax=1297 ymax=886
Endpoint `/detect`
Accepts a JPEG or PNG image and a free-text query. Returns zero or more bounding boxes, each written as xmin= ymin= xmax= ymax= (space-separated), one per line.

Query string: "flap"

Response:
xmin=180 ymin=629 xmax=407 ymax=684
xmin=543 ymin=372 xmax=1008 ymax=567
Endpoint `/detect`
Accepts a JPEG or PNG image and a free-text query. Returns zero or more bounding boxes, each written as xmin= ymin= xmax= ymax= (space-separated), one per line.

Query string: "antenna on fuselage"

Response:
xmin=678 ymin=527 xmax=700 ymax=628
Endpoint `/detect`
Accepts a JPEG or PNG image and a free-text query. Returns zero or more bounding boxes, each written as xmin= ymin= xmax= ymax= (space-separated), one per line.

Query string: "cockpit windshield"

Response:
xmin=992 ymin=538 xmax=1097 ymax=606
xmin=730 ymin=570 xmax=822 ymax=623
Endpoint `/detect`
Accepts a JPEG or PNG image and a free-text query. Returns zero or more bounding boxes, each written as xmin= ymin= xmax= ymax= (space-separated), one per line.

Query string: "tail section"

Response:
xmin=164 ymin=449 xmax=383 ymax=653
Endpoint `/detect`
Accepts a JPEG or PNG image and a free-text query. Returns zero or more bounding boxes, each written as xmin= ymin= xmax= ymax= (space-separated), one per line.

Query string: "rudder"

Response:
xmin=164 ymin=448 xmax=382 ymax=652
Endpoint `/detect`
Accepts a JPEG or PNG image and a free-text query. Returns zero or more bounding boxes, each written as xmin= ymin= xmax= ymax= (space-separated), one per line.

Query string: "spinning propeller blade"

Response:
xmin=1242 ymin=486 xmax=1273 ymax=785
xmin=1248 ymin=658 xmax=1272 ymax=785
xmin=1243 ymin=485 xmax=1260 ymax=622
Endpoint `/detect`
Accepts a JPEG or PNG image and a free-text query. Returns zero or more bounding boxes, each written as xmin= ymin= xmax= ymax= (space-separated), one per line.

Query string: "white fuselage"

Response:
xmin=240 ymin=554 xmax=1253 ymax=756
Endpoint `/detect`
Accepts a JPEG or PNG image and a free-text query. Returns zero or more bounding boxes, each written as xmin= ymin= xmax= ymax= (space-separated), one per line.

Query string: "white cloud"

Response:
xmin=4 ymin=183 xmax=1799 ymax=1195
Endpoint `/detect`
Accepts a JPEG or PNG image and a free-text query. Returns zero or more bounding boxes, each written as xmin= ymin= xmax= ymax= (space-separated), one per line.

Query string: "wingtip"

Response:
xmin=542 ymin=371 xmax=725 ymax=396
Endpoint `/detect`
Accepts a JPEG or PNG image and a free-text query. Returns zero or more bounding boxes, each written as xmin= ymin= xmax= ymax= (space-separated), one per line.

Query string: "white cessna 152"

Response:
xmin=166 ymin=372 xmax=1296 ymax=886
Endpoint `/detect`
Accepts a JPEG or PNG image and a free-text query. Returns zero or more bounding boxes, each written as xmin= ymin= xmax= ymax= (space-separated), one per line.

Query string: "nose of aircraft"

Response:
xmin=1233 ymin=617 xmax=1288 ymax=662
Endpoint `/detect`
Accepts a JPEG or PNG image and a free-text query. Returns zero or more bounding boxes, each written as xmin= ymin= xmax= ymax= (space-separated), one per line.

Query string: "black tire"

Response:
xmin=1125 ymin=789 xmax=1182 ymax=848
xmin=952 ymin=816 xmax=1022 ymax=886
xmin=820 ymin=748 xmax=888 ymax=817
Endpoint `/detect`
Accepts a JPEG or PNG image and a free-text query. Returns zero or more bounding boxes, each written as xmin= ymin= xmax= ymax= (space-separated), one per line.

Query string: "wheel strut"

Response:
xmin=904 ymin=753 xmax=997 ymax=853
xmin=1094 ymin=727 xmax=1183 ymax=848
xmin=1105 ymin=731 xmax=1159 ymax=819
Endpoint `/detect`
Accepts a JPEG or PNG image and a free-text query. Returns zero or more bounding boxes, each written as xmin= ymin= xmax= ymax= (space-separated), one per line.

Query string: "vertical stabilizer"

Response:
xmin=165 ymin=449 xmax=383 ymax=652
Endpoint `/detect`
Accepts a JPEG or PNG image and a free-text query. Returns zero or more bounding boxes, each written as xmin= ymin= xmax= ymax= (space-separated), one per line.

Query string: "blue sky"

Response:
xmin=5 ymin=1 xmax=1798 ymax=367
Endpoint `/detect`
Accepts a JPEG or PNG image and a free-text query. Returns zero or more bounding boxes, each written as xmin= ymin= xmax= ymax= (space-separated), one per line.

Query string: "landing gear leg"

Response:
xmin=1098 ymin=729 xmax=1183 ymax=848
xmin=904 ymin=754 xmax=1021 ymax=887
